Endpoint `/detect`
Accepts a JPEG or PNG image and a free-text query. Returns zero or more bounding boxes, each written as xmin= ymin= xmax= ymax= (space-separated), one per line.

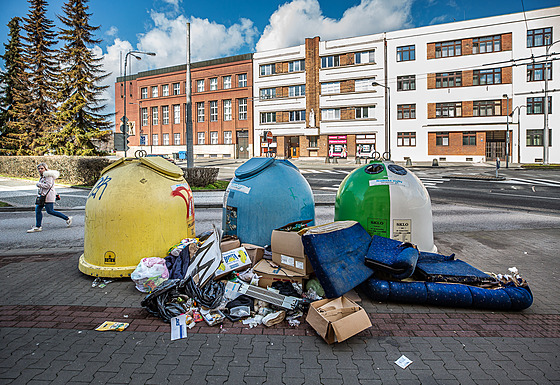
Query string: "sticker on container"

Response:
xmin=393 ymin=219 xmax=412 ymax=243
xmin=228 ymin=183 xmax=251 ymax=194
xmin=281 ymin=254 xmax=295 ymax=267
xmin=295 ymin=261 xmax=304 ymax=270
xmin=369 ymin=179 xmax=408 ymax=187
xmin=367 ymin=217 xmax=389 ymax=238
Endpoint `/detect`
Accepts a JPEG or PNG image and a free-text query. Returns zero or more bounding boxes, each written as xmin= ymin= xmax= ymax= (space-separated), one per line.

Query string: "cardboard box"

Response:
xmin=306 ymin=296 xmax=372 ymax=344
xmin=271 ymin=225 xmax=313 ymax=275
xmin=241 ymin=243 xmax=264 ymax=266
xmin=220 ymin=238 xmax=241 ymax=252
xmin=215 ymin=247 xmax=252 ymax=279
xmin=253 ymin=259 xmax=307 ymax=288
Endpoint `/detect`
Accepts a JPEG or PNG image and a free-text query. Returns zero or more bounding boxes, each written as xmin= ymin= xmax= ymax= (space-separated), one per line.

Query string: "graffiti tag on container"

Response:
xmin=88 ymin=176 xmax=112 ymax=200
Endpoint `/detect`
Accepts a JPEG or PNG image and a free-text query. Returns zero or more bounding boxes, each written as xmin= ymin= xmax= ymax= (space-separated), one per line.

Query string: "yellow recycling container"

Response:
xmin=79 ymin=157 xmax=195 ymax=278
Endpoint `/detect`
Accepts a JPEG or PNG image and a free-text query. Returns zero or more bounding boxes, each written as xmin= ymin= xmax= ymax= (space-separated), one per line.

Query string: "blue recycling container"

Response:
xmin=178 ymin=151 xmax=187 ymax=160
xmin=222 ymin=157 xmax=315 ymax=246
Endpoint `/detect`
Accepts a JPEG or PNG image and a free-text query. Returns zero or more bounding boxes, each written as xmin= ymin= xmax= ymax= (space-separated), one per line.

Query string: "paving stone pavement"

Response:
xmin=1 ymin=227 xmax=559 ymax=384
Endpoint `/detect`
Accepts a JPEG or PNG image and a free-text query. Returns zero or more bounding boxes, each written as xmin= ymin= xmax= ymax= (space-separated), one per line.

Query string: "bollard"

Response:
xmin=432 ymin=159 xmax=439 ymax=167
xmin=405 ymin=158 xmax=412 ymax=167
xmin=496 ymin=157 xmax=500 ymax=178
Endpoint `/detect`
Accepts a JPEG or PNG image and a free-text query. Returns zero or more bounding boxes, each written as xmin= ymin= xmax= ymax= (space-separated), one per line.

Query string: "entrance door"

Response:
xmin=485 ymin=131 xmax=506 ymax=161
xmin=289 ymin=136 xmax=300 ymax=158
xmin=236 ymin=131 xmax=249 ymax=159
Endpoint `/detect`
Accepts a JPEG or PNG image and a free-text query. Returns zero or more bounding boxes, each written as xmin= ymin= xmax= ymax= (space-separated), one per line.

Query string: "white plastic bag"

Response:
xmin=131 ymin=257 xmax=169 ymax=292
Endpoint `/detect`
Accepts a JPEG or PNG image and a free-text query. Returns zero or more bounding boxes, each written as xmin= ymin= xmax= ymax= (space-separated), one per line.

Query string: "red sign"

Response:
xmin=266 ymin=131 xmax=273 ymax=144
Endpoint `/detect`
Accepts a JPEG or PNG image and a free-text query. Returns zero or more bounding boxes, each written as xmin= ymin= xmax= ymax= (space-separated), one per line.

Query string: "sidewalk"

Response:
xmin=1 ymin=226 xmax=559 ymax=383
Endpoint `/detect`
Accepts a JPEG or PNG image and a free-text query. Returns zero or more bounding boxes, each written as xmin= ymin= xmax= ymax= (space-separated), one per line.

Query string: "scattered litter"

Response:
xmin=171 ymin=314 xmax=188 ymax=341
xmin=95 ymin=321 xmax=129 ymax=332
xmin=243 ymin=315 xmax=263 ymax=328
xmin=262 ymin=310 xmax=286 ymax=327
xmin=92 ymin=277 xmax=114 ymax=288
xmin=200 ymin=309 xmax=225 ymax=326
xmin=395 ymin=355 xmax=413 ymax=369
xmin=123 ymin=315 xmax=129 ymax=318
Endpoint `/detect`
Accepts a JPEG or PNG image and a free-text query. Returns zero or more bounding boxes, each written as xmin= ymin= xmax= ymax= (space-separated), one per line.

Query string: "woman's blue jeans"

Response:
xmin=36 ymin=203 xmax=69 ymax=227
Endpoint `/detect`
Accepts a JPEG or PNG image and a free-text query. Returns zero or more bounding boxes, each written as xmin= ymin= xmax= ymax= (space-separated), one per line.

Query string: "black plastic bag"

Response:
xmin=140 ymin=279 xmax=188 ymax=323
xmin=180 ymin=276 xmax=225 ymax=309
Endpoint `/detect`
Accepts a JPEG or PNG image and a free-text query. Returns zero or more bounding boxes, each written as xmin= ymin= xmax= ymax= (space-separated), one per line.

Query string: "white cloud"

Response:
xmin=429 ymin=15 xmax=449 ymax=25
xmin=105 ymin=26 xmax=118 ymax=37
xmin=256 ymin=0 xmax=413 ymax=52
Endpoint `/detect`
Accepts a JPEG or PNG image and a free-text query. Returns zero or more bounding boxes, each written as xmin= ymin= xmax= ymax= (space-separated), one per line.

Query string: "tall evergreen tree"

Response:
xmin=20 ymin=0 xmax=60 ymax=154
xmin=0 ymin=17 xmax=31 ymax=154
xmin=50 ymin=0 xmax=112 ymax=155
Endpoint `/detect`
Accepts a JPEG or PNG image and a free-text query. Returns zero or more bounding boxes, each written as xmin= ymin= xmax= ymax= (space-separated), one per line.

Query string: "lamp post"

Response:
xmin=511 ymin=105 xmax=526 ymax=164
xmin=123 ymin=50 xmax=156 ymax=157
xmin=503 ymin=94 xmax=510 ymax=168
xmin=543 ymin=39 xmax=560 ymax=165
xmin=372 ymin=81 xmax=391 ymax=160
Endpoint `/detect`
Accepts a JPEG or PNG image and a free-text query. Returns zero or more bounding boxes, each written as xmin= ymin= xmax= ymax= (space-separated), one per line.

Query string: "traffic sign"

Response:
xmin=266 ymin=131 xmax=273 ymax=144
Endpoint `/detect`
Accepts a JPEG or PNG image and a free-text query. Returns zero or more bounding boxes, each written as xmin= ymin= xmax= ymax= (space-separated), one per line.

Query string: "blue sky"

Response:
xmin=0 ymin=0 xmax=557 ymax=112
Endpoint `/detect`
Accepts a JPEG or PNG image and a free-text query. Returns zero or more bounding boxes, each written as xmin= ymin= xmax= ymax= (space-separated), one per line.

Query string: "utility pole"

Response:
xmin=186 ymin=22 xmax=194 ymax=168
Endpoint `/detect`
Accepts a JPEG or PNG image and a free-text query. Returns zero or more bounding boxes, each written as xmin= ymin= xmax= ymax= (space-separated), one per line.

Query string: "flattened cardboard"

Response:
xmin=214 ymin=247 xmax=252 ymax=279
xmin=241 ymin=243 xmax=264 ymax=266
xmin=271 ymin=228 xmax=313 ymax=275
xmin=253 ymin=259 xmax=308 ymax=288
xmin=306 ymin=296 xmax=372 ymax=344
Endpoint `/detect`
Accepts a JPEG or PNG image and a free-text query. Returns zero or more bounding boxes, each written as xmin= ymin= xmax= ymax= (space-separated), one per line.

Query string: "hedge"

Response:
xmin=0 ymin=156 xmax=113 ymax=186
xmin=182 ymin=167 xmax=219 ymax=187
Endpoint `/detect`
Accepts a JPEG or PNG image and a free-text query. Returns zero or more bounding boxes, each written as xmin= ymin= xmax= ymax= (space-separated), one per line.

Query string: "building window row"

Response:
xmin=527 ymin=27 xmax=552 ymax=48
xmin=195 ymin=131 xmax=234 ymax=145
xmin=435 ymin=40 xmax=462 ymax=58
xmin=473 ymin=100 xmax=501 ymax=117
xmin=527 ymin=62 xmax=552 ymax=82
xmin=436 ymin=72 xmax=461 ymax=88
xmin=196 ymin=74 xmax=247 ymax=92
xmin=397 ymin=75 xmax=416 ymax=91
xmin=474 ymin=68 xmax=502 ymax=85
xmin=472 ymin=35 xmax=501 ymax=54
xmin=196 ymin=98 xmax=248 ymax=122
xmin=397 ymin=132 xmax=416 ymax=146
xmin=397 ymin=104 xmax=416 ymax=119
xmin=319 ymin=50 xmax=375 ymax=69
xmin=397 ymin=45 xmax=415 ymax=62
xmin=259 ymin=84 xmax=306 ymax=100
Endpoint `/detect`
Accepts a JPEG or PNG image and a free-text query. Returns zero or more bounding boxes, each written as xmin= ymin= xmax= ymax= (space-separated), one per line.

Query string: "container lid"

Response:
xmin=139 ymin=157 xmax=184 ymax=179
xmin=235 ymin=157 xmax=275 ymax=179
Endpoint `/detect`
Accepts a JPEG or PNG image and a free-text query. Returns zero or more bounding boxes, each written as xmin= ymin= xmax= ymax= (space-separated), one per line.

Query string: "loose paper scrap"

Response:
xmin=95 ymin=321 xmax=129 ymax=332
xmin=395 ymin=355 xmax=413 ymax=369
xmin=171 ymin=314 xmax=188 ymax=341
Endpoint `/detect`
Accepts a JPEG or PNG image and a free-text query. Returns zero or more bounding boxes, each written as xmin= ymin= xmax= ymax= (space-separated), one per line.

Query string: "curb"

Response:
xmin=445 ymin=174 xmax=506 ymax=181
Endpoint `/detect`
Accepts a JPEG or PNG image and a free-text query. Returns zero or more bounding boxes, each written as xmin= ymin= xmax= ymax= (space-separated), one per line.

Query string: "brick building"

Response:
xmin=115 ymin=54 xmax=253 ymax=159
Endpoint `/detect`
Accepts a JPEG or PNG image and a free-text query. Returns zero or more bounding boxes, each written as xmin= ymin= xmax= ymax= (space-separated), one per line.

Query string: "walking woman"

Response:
xmin=27 ymin=162 xmax=73 ymax=233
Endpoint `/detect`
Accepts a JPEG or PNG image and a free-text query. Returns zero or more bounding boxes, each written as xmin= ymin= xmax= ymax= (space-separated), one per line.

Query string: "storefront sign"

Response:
xmin=328 ymin=135 xmax=348 ymax=158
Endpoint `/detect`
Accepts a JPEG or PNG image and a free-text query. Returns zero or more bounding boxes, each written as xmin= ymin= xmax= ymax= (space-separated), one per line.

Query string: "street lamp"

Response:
xmin=510 ymin=105 xmax=526 ymax=164
xmin=503 ymin=94 xmax=510 ymax=168
xmin=372 ymin=81 xmax=391 ymax=160
xmin=123 ymin=50 xmax=156 ymax=157
xmin=543 ymin=39 xmax=560 ymax=165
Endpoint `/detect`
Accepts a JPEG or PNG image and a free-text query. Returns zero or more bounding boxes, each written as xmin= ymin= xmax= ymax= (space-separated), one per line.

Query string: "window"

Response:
xmin=152 ymin=134 xmax=158 ymax=146
xmin=162 ymin=84 xmax=169 ymax=96
xmin=321 ymin=82 xmax=340 ymax=94
xmin=527 ymin=27 xmax=552 ymax=47
xmin=174 ymin=133 xmax=180 ymax=145
xmin=527 ymin=97 xmax=552 ymax=115
xmin=435 ymin=40 xmax=462 ymax=58
xmin=224 ymin=131 xmax=232 ymax=144
xmin=463 ymin=132 xmax=476 ymax=146
xmin=289 ymin=85 xmax=305 ymax=97
xmin=173 ymin=105 xmax=180 ymax=124
xmin=397 ymin=75 xmax=416 ymax=91
xmin=435 ymin=72 xmax=462 ymax=88
xmin=436 ymin=102 xmax=462 ymax=118
xmin=238 ymin=98 xmax=247 ymax=120
xmin=198 ymin=132 xmax=205 ymax=145
xmin=260 ymin=88 xmax=276 ymax=100
xmin=288 ymin=60 xmax=305 ymax=72
xmin=527 ymin=129 xmax=552 ymax=146
xmin=210 ymin=101 xmax=218 ymax=121
xmin=140 ymin=134 xmax=147 ymax=145
xmin=223 ymin=100 xmax=232 ymax=121
xmin=210 ymin=78 xmax=218 ymax=91
xmin=210 ymin=131 xmax=218 ymax=145
xmin=473 ymin=68 xmax=502 ymax=85
xmin=238 ymin=73 xmax=247 ymax=87
xmin=163 ymin=133 xmax=169 ymax=146
xmin=355 ymin=106 xmax=375 ymax=119
xmin=321 ymin=55 xmax=340 ymax=68
xmin=397 ymin=45 xmax=415 ymax=61
xmin=152 ymin=106 xmax=158 ymax=125
xmin=308 ymin=136 xmax=319 ymax=148
xmin=197 ymin=102 xmax=204 ymax=122
xmin=473 ymin=35 xmax=501 ymax=54
xmin=355 ymin=79 xmax=375 ymax=92
xmin=527 ymin=63 xmax=552 ymax=82
xmin=473 ymin=100 xmax=501 ymax=116
xmin=261 ymin=112 xmax=276 ymax=123
xmin=223 ymin=76 xmax=231 ymax=89
xmin=397 ymin=132 xmax=416 ymax=146
xmin=197 ymin=79 xmax=205 ymax=92
xmin=397 ymin=104 xmax=416 ymax=119
xmin=162 ymin=105 xmax=169 ymax=125
xmin=321 ymin=108 xmax=340 ymax=120
xmin=141 ymin=87 xmax=148 ymax=99
xmin=260 ymin=64 xmax=276 ymax=76
xmin=173 ymin=83 xmax=180 ymax=95
xmin=355 ymin=50 xmax=375 ymax=64
xmin=289 ymin=110 xmax=306 ymax=122
xmin=141 ymin=107 xmax=148 ymax=126
xmin=151 ymin=86 xmax=158 ymax=98
xmin=436 ymin=132 xmax=449 ymax=146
